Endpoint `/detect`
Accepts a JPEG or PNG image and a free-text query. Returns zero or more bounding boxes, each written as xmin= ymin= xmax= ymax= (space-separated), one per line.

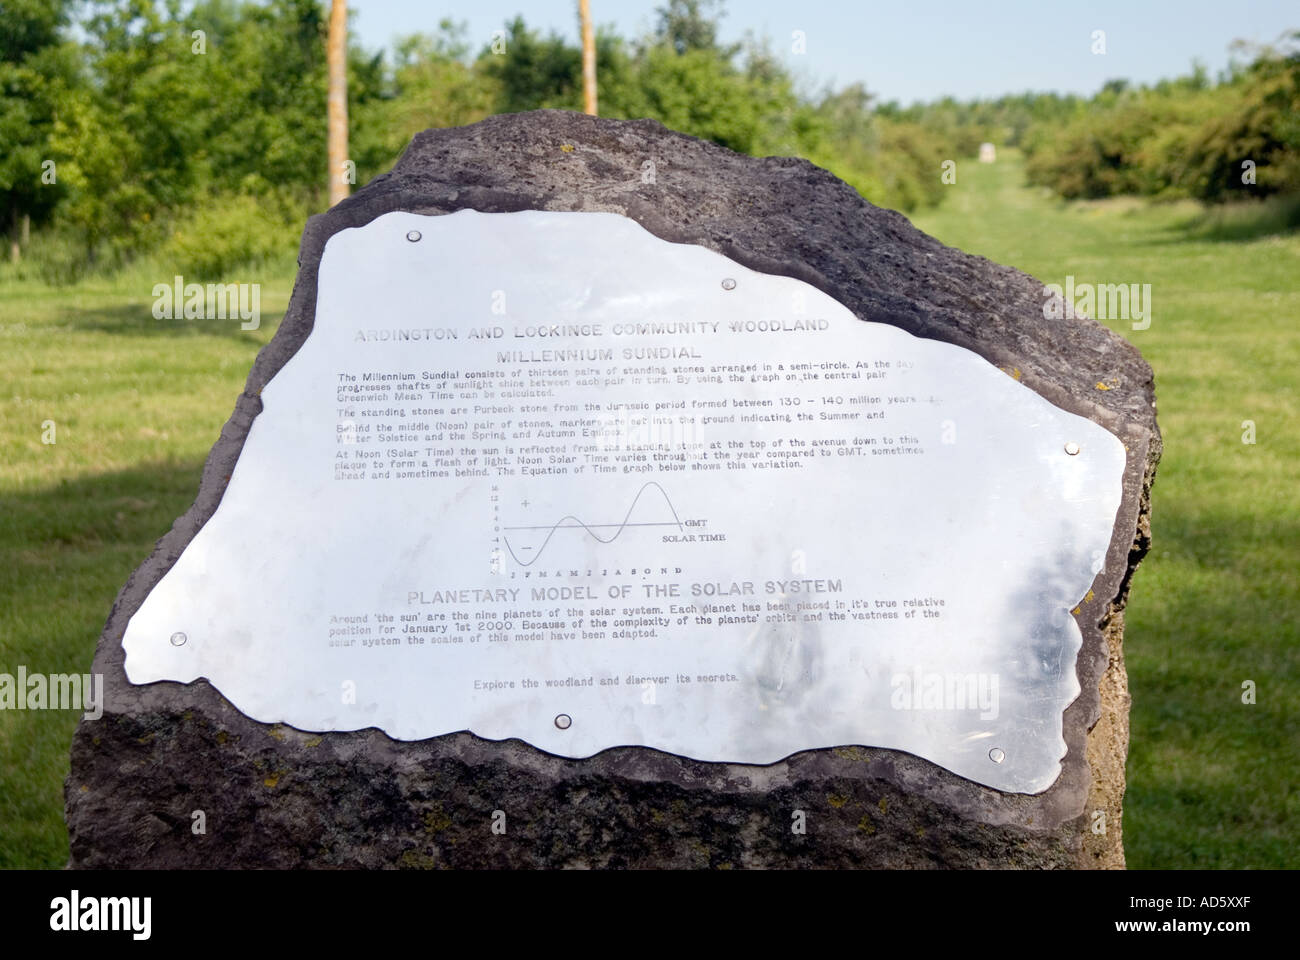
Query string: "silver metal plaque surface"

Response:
xmin=123 ymin=209 xmax=1126 ymax=793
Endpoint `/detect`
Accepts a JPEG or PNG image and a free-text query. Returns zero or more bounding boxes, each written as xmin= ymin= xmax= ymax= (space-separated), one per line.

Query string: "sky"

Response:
xmin=346 ymin=0 xmax=1298 ymax=104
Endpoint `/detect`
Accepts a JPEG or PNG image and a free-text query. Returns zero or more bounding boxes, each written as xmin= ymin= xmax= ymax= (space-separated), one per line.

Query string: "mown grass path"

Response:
xmin=913 ymin=153 xmax=1298 ymax=867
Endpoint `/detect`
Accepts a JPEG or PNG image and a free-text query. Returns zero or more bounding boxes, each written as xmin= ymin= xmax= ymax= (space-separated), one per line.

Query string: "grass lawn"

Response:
xmin=1 ymin=152 xmax=1296 ymax=868
xmin=911 ymin=153 xmax=1298 ymax=868
xmin=0 ymin=261 xmax=293 ymax=868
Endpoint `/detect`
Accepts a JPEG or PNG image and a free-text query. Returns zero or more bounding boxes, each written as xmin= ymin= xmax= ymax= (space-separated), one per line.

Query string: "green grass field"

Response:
xmin=0 ymin=261 xmax=295 ymax=868
xmin=911 ymin=155 xmax=1299 ymax=868
xmin=1 ymin=152 xmax=1296 ymax=868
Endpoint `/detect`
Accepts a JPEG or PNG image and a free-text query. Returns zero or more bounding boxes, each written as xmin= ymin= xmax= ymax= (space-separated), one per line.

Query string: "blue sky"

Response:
xmin=347 ymin=0 xmax=1297 ymax=104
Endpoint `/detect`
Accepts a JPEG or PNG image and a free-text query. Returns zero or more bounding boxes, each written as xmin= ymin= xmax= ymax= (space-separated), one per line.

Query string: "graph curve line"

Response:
xmin=503 ymin=481 xmax=685 ymax=567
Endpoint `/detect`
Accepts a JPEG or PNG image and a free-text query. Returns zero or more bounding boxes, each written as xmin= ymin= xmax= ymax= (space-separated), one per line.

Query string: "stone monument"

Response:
xmin=66 ymin=111 xmax=1159 ymax=869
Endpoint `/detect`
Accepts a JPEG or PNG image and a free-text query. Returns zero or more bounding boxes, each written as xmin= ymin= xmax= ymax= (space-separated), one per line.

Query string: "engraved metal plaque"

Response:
xmin=123 ymin=210 xmax=1125 ymax=793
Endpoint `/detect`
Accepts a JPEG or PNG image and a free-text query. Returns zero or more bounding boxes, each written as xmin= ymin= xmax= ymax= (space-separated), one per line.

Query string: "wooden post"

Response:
xmin=580 ymin=0 xmax=597 ymax=116
xmin=327 ymin=0 xmax=349 ymax=206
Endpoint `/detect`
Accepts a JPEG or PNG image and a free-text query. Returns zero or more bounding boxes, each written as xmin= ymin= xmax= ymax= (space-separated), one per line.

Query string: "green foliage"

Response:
xmin=350 ymin=21 xmax=497 ymax=182
xmin=654 ymin=0 xmax=733 ymax=56
xmin=1023 ymin=100 xmax=1164 ymax=199
xmin=1178 ymin=193 xmax=1300 ymax=241
xmin=0 ymin=0 xmax=76 ymax=242
xmin=1176 ymin=54 xmax=1300 ymax=200
xmin=797 ymin=85 xmax=947 ymax=212
xmin=474 ymin=5 xmax=945 ymax=212
xmin=478 ymin=16 xmax=582 ymax=113
xmin=605 ymin=44 xmax=777 ymax=154
xmin=193 ymin=0 xmax=329 ymax=195
xmin=7 ymin=0 xmax=1297 ymax=284
xmin=0 ymin=0 xmax=69 ymax=61
xmin=32 ymin=0 xmax=330 ymax=267
xmin=0 ymin=222 xmax=102 ymax=285
xmin=1024 ymin=34 xmax=1300 ymax=204
xmin=879 ymin=90 xmax=1085 ymax=152
xmin=153 ymin=192 xmax=304 ymax=278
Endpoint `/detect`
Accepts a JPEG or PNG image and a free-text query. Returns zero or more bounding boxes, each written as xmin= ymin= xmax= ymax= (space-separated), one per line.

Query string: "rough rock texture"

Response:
xmin=66 ymin=111 xmax=1160 ymax=869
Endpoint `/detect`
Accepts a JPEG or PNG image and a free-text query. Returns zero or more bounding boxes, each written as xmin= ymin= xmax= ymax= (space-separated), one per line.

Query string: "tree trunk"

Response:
xmin=327 ymin=0 xmax=349 ymax=207
xmin=580 ymin=0 xmax=597 ymax=116
xmin=9 ymin=208 xmax=18 ymax=264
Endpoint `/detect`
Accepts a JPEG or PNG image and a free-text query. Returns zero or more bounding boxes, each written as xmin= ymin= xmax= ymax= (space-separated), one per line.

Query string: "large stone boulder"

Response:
xmin=66 ymin=110 xmax=1159 ymax=868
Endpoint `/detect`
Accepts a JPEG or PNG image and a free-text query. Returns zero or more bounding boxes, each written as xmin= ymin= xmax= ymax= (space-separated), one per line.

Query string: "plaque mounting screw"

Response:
xmin=1064 ymin=441 xmax=1081 ymax=456
xmin=170 ymin=632 xmax=187 ymax=647
xmin=405 ymin=230 xmax=422 ymax=242
xmin=989 ymin=747 xmax=1005 ymax=764
xmin=554 ymin=714 xmax=572 ymax=730
xmin=721 ymin=278 xmax=737 ymax=291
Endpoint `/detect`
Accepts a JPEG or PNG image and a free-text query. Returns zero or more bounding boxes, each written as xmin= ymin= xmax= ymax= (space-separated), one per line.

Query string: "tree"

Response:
xmin=352 ymin=21 xmax=497 ymax=178
xmin=0 ymin=0 xmax=76 ymax=261
xmin=653 ymin=0 xmax=734 ymax=56
xmin=478 ymin=17 xmax=581 ymax=113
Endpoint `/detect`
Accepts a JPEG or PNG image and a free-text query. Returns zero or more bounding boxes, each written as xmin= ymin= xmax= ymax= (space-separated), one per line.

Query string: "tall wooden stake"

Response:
xmin=327 ymin=0 xmax=349 ymax=206
xmin=580 ymin=0 xmax=597 ymax=116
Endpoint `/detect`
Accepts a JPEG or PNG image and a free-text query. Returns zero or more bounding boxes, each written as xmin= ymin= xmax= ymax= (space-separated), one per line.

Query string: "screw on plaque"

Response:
xmin=989 ymin=747 xmax=1005 ymax=764
xmin=721 ymin=278 xmax=737 ymax=290
xmin=170 ymin=632 xmax=187 ymax=647
xmin=1064 ymin=442 xmax=1081 ymax=456
xmin=406 ymin=230 xmax=422 ymax=242
xmin=554 ymin=714 xmax=572 ymax=730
